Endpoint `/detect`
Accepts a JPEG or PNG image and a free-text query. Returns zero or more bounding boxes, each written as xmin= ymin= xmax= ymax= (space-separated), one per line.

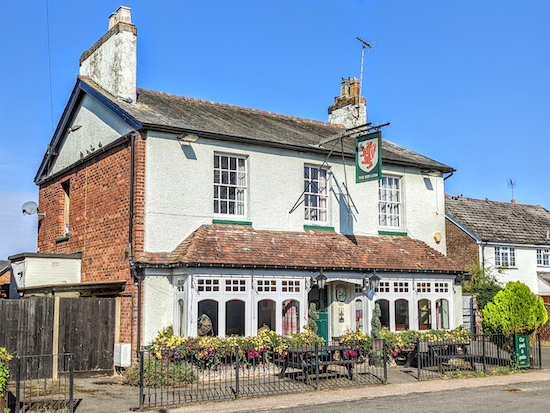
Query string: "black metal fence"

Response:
xmin=8 ymin=354 xmax=74 ymax=413
xmin=416 ymin=333 xmax=542 ymax=380
xmin=139 ymin=341 xmax=387 ymax=409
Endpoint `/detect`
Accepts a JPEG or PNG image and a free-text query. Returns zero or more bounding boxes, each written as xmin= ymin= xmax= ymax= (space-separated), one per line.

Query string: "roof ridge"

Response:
xmin=136 ymin=87 xmax=344 ymax=128
xmin=445 ymin=194 xmax=545 ymax=209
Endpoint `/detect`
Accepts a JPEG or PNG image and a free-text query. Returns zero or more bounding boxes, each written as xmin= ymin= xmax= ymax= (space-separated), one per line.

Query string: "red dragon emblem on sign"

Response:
xmin=360 ymin=141 xmax=377 ymax=169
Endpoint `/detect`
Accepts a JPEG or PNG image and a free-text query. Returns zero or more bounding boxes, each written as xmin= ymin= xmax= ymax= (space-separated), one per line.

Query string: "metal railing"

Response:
xmin=8 ymin=353 xmax=74 ymax=413
xmin=416 ymin=333 xmax=541 ymax=380
xmin=139 ymin=341 xmax=387 ymax=409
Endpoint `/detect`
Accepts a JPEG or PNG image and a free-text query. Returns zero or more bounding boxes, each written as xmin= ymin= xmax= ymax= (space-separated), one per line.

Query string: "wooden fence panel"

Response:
xmin=0 ymin=298 xmax=55 ymax=380
xmin=539 ymin=303 xmax=550 ymax=340
xmin=58 ymin=298 xmax=116 ymax=372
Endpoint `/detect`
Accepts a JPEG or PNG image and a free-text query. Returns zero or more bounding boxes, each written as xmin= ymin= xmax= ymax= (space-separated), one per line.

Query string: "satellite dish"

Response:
xmin=22 ymin=201 xmax=38 ymax=215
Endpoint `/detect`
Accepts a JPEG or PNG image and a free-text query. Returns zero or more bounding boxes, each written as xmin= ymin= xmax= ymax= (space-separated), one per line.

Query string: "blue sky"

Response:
xmin=1 ymin=0 xmax=549 ymax=259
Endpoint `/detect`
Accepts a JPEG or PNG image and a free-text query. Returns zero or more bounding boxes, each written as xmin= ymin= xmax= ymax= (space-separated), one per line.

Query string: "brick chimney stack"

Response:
xmin=328 ymin=77 xmax=366 ymax=129
xmin=80 ymin=6 xmax=137 ymax=102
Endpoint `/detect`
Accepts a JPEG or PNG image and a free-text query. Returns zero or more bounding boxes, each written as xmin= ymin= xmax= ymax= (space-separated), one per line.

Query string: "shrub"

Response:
xmin=123 ymin=358 xmax=196 ymax=387
xmin=463 ymin=262 xmax=503 ymax=310
xmin=0 ymin=348 xmax=13 ymax=413
xmin=371 ymin=303 xmax=382 ymax=339
xmin=482 ymin=281 xmax=548 ymax=336
xmin=308 ymin=303 xmax=319 ymax=334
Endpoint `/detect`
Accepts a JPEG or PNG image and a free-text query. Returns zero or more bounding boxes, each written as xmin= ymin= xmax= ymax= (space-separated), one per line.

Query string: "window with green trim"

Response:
xmin=379 ymin=176 xmax=401 ymax=229
xmin=214 ymin=154 xmax=247 ymax=217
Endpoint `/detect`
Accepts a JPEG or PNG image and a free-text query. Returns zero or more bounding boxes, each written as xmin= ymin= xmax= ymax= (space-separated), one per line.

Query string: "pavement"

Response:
xmin=32 ymin=346 xmax=550 ymax=412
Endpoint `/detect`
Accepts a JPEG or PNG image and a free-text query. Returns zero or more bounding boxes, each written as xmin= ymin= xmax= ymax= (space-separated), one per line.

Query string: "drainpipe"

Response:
xmin=127 ymin=131 xmax=142 ymax=358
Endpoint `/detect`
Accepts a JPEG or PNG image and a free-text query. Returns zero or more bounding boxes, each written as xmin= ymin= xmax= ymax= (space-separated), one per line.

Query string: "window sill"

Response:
xmin=378 ymin=230 xmax=407 ymax=236
xmin=212 ymin=219 xmax=252 ymax=226
xmin=55 ymin=236 xmax=70 ymax=243
xmin=304 ymin=224 xmax=335 ymax=232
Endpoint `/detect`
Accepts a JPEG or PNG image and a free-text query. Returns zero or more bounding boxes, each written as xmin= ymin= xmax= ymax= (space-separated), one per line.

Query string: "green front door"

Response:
xmin=317 ymin=311 xmax=329 ymax=343
xmin=309 ymin=286 xmax=329 ymax=343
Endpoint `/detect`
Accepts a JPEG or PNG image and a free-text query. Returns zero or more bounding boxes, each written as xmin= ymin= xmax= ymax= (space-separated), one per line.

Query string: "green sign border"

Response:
xmin=356 ymin=131 xmax=382 ymax=183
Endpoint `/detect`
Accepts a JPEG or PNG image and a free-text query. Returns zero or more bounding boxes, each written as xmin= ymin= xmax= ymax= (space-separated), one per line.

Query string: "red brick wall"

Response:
xmin=445 ymin=218 xmax=479 ymax=271
xmin=37 ymin=134 xmax=146 ymax=354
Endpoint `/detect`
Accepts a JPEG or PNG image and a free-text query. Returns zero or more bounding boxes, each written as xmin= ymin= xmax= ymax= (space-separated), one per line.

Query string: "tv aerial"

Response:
xmin=356 ymin=37 xmax=376 ymax=99
xmin=507 ymin=179 xmax=516 ymax=202
xmin=22 ymin=201 xmax=46 ymax=217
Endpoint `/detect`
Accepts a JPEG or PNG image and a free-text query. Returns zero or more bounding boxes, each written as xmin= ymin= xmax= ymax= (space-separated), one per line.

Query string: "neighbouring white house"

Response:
xmin=15 ymin=6 xmax=464 ymax=353
xmin=446 ymin=195 xmax=550 ymax=302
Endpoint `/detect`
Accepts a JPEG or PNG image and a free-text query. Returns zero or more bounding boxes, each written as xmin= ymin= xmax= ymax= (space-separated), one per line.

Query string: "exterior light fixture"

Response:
xmin=369 ymin=272 xmax=381 ymax=290
xmin=312 ymin=269 xmax=327 ymax=290
xmin=177 ymin=133 xmax=199 ymax=142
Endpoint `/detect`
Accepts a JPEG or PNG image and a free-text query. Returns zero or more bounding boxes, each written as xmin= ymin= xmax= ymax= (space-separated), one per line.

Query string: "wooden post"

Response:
xmin=52 ymin=296 xmax=60 ymax=380
xmin=114 ymin=297 xmax=122 ymax=344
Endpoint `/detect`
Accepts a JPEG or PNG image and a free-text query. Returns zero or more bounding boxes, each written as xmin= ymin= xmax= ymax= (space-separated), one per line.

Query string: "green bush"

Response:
xmin=482 ymin=281 xmax=548 ymax=335
xmin=371 ymin=303 xmax=382 ymax=339
xmin=463 ymin=262 xmax=503 ymax=310
xmin=0 ymin=348 xmax=13 ymax=413
xmin=123 ymin=358 xmax=196 ymax=387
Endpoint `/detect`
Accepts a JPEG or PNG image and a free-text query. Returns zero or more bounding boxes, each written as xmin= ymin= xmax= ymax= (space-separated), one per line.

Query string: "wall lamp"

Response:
xmin=177 ymin=133 xmax=198 ymax=142
xmin=421 ymin=169 xmax=441 ymax=177
xmin=363 ymin=271 xmax=380 ymax=292
xmin=311 ymin=269 xmax=327 ymax=290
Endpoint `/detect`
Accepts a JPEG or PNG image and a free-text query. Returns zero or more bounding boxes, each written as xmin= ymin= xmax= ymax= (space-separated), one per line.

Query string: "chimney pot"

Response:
xmin=511 ymin=199 xmax=516 ymax=204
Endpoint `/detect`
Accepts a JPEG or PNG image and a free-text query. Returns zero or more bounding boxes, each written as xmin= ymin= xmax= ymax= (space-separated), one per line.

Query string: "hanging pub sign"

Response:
xmin=356 ymin=131 xmax=382 ymax=183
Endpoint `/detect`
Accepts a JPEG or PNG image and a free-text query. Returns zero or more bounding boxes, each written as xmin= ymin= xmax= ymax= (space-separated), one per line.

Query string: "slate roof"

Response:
xmin=135 ymin=224 xmax=463 ymax=274
xmin=78 ymin=77 xmax=454 ymax=173
xmin=445 ymin=195 xmax=550 ymax=245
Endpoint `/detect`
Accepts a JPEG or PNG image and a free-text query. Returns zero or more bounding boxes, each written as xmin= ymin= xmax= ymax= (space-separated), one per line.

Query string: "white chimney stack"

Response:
xmin=80 ymin=6 xmax=137 ymax=102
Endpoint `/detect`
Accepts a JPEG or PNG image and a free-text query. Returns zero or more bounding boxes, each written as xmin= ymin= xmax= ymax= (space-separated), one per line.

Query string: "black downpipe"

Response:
xmin=128 ymin=132 xmax=141 ymax=358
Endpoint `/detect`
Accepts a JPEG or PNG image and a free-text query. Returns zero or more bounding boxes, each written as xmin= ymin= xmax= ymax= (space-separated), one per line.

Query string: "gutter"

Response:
xmin=134 ymin=261 xmax=463 ymax=275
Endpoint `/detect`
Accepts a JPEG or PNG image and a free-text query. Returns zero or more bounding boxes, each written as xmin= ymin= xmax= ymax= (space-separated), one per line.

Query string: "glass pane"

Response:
xmin=236 ymin=188 xmax=244 ymax=201
xmin=221 ymin=156 xmax=228 ymax=169
xmin=230 ymin=157 xmax=236 ymax=170
xmin=222 ymin=171 xmax=229 ymax=184
xmin=220 ymin=186 xmax=228 ymax=199
xmin=214 ymin=155 xmax=220 ymax=169
xmin=214 ymin=170 xmax=220 ymax=184
xmin=221 ymin=201 xmax=227 ymax=214
xmin=230 ymin=171 xmax=236 ymax=185
xmin=238 ymin=158 xmax=245 ymax=171
xmin=229 ymin=201 xmax=235 ymax=215
xmin=229 ymin=187 xmax=236 ymax=200
xmin=214 ymin=201 xmax=219 ymax=214
xmin=304 ymin=167 xmax=309 ymax=179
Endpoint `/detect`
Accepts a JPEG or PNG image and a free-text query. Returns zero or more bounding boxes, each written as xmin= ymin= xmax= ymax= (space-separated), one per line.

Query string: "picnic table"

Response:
xmin=404 ymin=341 xmax=480 ymax=373
xmin=278 ymin=346 xmax=356 ymax=385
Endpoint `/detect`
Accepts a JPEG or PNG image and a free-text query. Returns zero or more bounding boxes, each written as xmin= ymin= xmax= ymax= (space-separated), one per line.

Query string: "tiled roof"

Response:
xmin=79 ymin=77 xmax=454 ymax=173
xmin=135 ymin=224 xmax=463 ymax=273
xmin=445 ymin=195 xmax=550 ymax=245
xmin=0 ymin=261 xmax=10 ymax=285
xmin=538 ymin=272 xmax=550 ymax=284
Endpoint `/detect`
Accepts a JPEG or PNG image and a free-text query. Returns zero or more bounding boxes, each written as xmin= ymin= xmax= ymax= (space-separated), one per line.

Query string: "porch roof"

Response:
xmin=135 ymin=224 xmax=463 ymax=274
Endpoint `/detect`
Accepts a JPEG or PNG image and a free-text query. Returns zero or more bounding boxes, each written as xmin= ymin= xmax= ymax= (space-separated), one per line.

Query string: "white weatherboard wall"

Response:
xmin=482 ymin=243 xmax=550 ymax=295
xmin=51 ymin=94 xmax=132 ymax=176
xmin=11 ymin=257 xmax=81 ymax=289
xmin=144 ymin=132 xmax=447 ymax=254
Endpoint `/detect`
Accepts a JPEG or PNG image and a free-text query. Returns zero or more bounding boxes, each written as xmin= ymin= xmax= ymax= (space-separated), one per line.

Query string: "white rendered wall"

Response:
xmin=51 ymin=94 xmax=132 ymax=175
xmin=144 ymin=132 xmax=447 ymax=255
xmin=482 ymin=243 xmax=550 ymax=295
xmin=143 ymin=270 xmax=174 ymax=344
